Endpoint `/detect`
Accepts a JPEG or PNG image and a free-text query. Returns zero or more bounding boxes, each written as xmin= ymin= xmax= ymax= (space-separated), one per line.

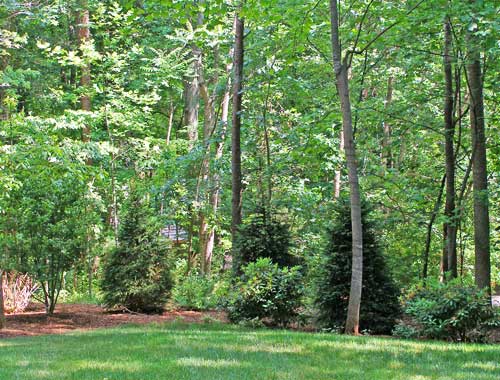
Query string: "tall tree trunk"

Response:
xmin=0 ymin=270 xmax=5 ymax=330
xmin=443 ymin=18 xmax=457 ymax=279
xmin=334 ymin=127 xmax=344 ymax=198
xmin=77 ymin=1 xmax=91 ymax=141
xmin=183 ymin=49 xmax=201 ymax=148
xmin=200 ymin=56 xmax=232 ymax=275
xmin=231 ymin=13 xmax=244 ymax=268
xmin=329 ymin=0 xmax=363 ymax=335
xmin=423 ymin=174 xmax=446 ymax=281
xmin=466 ymin=2 xmax=490 ymax=294
xmin=382 ymin=76 xmax=393 ymax=169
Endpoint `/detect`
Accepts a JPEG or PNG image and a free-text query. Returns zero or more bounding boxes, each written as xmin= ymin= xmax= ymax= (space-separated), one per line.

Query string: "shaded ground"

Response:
xmin=0 ymin=303 xmax=227 ymax=339
xmin=1 ymin=323 xmax=500 ymax=380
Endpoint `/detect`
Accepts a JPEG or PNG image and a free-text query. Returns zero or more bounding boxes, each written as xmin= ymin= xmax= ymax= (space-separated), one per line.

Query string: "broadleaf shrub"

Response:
xmin=394 ymin=279 xmax=499 ymax=342
xmin=227 ymin=258 xmax=303 ymax=327
xmin=173 ymin=272 xmax=230 ymax=311
xmin=101 ymin=187 xmax=172 ymax=313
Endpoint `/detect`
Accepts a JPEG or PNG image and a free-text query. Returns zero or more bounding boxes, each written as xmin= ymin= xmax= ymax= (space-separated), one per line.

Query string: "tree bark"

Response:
xmin=77 ymin=1 xmax=91 ymax=142
xmin=443 ymin=18 xmax=457 ymax=279
xmin=423 ymin=174 xmax=446 ymax=281
xmin=231 ymin=13 xmax=244 ymax=267
xmin=382 ymin=76 xmax=393 ymax=169
xmin=0 ymin=270 xmax=5 ymax=329
xmin=330 ymin=0 xmax=363 ymax=335
xmin=182 ymin=45 xmax=201 ymax=148
xmin=466 ymin=2 xmax=490 ymax=294
xmin=334 ymin=127 xmax=344 ymax=198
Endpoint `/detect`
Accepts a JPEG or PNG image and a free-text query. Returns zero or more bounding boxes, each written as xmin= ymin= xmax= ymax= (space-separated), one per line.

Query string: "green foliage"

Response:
xmin=395 ymin=279 xmax=500 ymax=342
xmin=233 ymin=210 xmax=298 ymax=272
xmin=172 ymin=271 xmax=230 ymax=311
xmin=227 ymin=258 xmax=304 ymax=327
xmin=101 ymin=186 xmax=172 ymax=313
xmin=313 ymin=198 xmax=401 ymax=334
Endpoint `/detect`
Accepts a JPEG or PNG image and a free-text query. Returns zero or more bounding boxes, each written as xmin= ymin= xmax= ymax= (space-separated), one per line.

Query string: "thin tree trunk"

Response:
xmin=466 ymin=2 xmax=490 ymax=294
xmin=382 ymin=76 xmax=393 ymax=169
xmin=443 ymin=17 xmax=457 ymax=279
xmin=167 ymin=101 xmax=174 ymax=145
xmin=0 ymin=270 xmax=5 ymax=329
xmin=423 ymin=174 xmax=446 ymax=281
xmin=330 ymin=0 xmax=363 ymax=335
xmin=334 ymin=127 xmax=344 ymax=198
xmin=231 ymin=12 xmax=244 ymax=268
xmin=77 ymin=1 xmax=91 ymax=142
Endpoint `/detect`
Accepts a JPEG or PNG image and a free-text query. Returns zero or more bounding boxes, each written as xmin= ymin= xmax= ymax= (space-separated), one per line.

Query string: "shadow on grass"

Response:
xmin=1 ymin=323 xmax=499 ymax=380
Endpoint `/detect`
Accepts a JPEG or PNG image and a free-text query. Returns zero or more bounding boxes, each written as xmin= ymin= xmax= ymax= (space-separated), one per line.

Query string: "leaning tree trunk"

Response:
xmin=329 ymin=0 xmax=363 ymax=335
xmin=231 ymin=12 xmax=244 ymax=269
xmin=443 ymin=17 xmax=457 ymax=279
xmin=466 ymin=1 xmax=490 ymax=294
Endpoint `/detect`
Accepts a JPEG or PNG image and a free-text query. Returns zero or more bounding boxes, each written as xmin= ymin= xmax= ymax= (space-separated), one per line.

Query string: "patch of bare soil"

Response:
xmin=0 ymin=303 xmax=227 ymax=339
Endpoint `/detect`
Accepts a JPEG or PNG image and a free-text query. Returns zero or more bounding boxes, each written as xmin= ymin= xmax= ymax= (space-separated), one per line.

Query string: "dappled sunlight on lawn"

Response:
xmin=1 ymin=323 xmax=500 ymax=379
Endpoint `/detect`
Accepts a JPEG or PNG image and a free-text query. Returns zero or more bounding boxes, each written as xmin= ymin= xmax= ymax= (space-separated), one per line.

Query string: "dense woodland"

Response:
xmin=0 ymin=0 xmax=499 ymax=339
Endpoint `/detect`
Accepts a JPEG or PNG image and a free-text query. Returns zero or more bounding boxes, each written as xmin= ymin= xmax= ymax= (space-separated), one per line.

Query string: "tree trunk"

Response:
xmin=382 ymin=76 xmax=393 ymax=169
xmin=329 ymin=0 xmax=363 ymax=335
xmin=0 ymin=270 xmax=5 ymax=330
xmin=423 ymin=174 xmax=446 ymax=281
xmin=182 ymin=4 xmax=203 ymax=149
xmin=166 ymin=101 xmax=174 ymax=145
xmin=466 ymin=2 xmax=490 ymax=294
xmin=183 ymin=47 xmax=201 ymax=148
xmin=334 ymin=127 xmax=344 ymax=198
xmin=231 ymin=13 xmax=244 ymax=267
xmin=77 ymin=1 xmax=91 ymax=142
xmin=443 ymin=18 xmax=457 ymax=279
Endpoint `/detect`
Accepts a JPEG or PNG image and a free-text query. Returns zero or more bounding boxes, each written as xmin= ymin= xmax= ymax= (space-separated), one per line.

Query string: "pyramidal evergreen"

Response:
xmin=314 ymin=198 xmax=400 ymax=334
xmin=101 ymin=185 xmax=172 ymax=313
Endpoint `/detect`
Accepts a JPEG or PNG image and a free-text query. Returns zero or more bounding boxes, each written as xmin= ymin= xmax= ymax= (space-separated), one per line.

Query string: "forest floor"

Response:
xmin=0 ymin=303 xmax=227 ymax=339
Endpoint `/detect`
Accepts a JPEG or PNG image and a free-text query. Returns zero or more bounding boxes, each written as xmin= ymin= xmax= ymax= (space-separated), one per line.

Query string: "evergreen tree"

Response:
xmin=233 ymin=208 xmax=298 ymax=273
xmin=314 ymin=198 xmax=400 ymax=334
xmin=101 ymin=186 xmax=172 ymax=313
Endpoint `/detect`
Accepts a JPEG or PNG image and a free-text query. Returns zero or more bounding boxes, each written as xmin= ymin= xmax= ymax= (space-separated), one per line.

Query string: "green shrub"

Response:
xmin=101 ymin=187 xmax=172 ymax=313
xmin=227 ymin=258 xmax=304 ymax=327
xmin=395 ymin=279 xmax=499 ymax=342
xmin=313 ymin=198 xmax=400 ymax=334
xmin=173 ymin=274 xmax=217 ymax=310
xmin=233 ymin=209 xmax=298 ymax=273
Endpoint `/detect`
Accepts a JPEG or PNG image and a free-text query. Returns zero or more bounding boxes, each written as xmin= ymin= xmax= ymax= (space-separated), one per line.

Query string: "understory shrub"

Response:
xmin=314 ymin=198 xmax=400 ymax=334
xmin=173 ymin=271 xmax=230 ymax=310
xmin=227 ymin=258 xmax=304 ymax=327
xmin=394 ymin=279 xmax=499 ymax=342
xmin=233 ymin=209 xmax=298 ymax=272
xmin=101 ymin=187 xmax=172 ymax=313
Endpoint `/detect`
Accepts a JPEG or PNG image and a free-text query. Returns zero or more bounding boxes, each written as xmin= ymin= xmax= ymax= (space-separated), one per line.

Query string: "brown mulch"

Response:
xmin=0 ymin=303 xmax=227 ymax=339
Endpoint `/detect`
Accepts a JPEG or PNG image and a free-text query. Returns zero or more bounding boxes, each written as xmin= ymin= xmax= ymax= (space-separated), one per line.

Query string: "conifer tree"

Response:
xmin=101 ymin=185 xmax=172 ymax=313
xmin=315 ymin=198 xmax=400 ymax=334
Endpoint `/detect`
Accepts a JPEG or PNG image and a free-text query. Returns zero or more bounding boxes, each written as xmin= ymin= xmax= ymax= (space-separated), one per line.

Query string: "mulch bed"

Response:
xmin=0 ymin=303 xmax=227 ymax=339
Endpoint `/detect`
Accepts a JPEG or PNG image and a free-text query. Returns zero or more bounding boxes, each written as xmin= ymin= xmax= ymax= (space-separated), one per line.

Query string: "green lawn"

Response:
xmin=1 ymin=323 xmax=499 ymax=380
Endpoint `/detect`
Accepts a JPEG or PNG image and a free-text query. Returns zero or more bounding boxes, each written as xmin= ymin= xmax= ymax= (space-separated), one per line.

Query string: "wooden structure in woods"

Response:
xmin=161 ymin=224 xmax=188 ymax=245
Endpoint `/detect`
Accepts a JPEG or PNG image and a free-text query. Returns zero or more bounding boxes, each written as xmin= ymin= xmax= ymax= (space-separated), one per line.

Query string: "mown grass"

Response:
xmin=1 ymin=322 xmax=499 ymax=379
